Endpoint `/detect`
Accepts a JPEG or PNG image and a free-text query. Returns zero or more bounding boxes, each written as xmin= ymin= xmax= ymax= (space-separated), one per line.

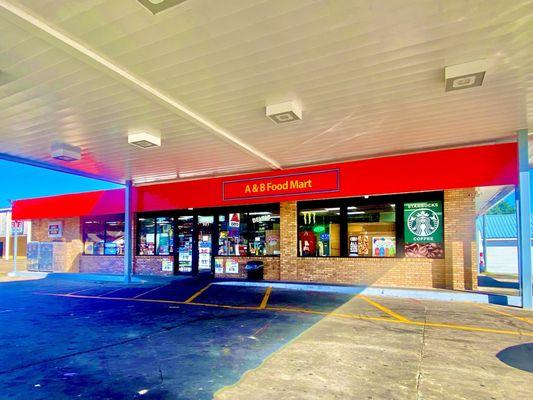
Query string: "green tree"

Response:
xmin=487 ymin=201 xmax=516 ymax=215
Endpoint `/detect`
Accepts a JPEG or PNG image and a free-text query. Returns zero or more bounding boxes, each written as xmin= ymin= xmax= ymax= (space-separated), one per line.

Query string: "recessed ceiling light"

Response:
xmin=137 ymin=0 xmax=188 ymax=15
xmin=128 ymin=131 xmax=161 ymax=149
xmin=51 ymin=141 xmax=81 ymax=162
xmin=266 ymin=101 xmax=302 ymax=124
xmin=445 ymin=60 xmax=487 ymax=92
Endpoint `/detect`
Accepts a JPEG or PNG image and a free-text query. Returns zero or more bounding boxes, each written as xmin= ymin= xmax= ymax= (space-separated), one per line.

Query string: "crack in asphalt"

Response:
xmin=415 ymin=306 xmax=428 ymax=400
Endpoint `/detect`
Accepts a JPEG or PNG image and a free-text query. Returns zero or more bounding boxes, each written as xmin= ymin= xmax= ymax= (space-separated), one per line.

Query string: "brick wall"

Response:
xmin=80 ymin=255 xmax=123 ymax=274
xmin=444 ymin=188 xmax=477 ymax=290
xmin=277 ymin=188 xmax=477 ymax=289
xmin=135 ymin=256 xmax=174 ymax=276
xmin=29 ymin=188 xmax=477 ymax=289
xmin=214 ymin=256 xmax=280 ymax=280
xmin=31 ymin=217 xmax=82 ymax=272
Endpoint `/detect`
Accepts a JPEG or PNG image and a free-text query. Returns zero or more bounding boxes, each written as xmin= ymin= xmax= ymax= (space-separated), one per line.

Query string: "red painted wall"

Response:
xmin=12 ymin=143 xmax=518 ymax=220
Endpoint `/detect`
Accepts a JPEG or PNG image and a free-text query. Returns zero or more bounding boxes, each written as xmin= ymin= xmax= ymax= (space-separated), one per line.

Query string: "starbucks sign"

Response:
xmin=404 ymin=201 xmax=443 ymax=243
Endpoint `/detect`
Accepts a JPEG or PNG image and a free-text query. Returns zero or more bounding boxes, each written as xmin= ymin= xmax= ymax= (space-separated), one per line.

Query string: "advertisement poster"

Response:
xmin=404 ymin=201 xmax=443 ymax=243
xmin=47 ymin=221 xmax=63 ymax=238
xmin=225 ymin=259 xmax=239 ymax=274
xmin=215 ymin=259 xmax=223 ymax=274
xmin=349 ymin=236 xmax=358 ymax=257
xmin=404 ymin=201 xmax=444 ymax=258
xmin=161 ymin=259 xmax=173 ymax=272
xmin=372 ymin=237 xmax=396 ymax=257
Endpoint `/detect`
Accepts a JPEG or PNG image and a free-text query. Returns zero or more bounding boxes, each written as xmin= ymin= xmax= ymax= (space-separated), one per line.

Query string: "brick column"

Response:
xmin=280 ymin=202 xmax=298 ymax=281
xmin=444 ymin=189 xmax=477 ymax=290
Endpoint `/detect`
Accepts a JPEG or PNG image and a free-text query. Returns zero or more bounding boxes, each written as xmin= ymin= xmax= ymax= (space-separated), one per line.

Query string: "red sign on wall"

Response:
xmin=223 ymin=169 xmax=340 ymax=201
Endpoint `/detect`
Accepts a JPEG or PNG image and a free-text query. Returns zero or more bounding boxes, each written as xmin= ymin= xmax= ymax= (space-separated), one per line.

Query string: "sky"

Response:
xmin=0 ymin=160 xmax=122 ymax=208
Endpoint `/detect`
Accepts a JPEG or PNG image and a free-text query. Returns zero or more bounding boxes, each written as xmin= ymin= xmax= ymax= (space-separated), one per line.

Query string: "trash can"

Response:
xmin=245 ymin=261 xmax=264 ymax=280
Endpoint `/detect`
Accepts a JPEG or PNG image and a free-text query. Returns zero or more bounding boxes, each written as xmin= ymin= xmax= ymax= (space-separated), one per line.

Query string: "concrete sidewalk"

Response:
xmin=215 ymin=296 xmax=533 ymax=400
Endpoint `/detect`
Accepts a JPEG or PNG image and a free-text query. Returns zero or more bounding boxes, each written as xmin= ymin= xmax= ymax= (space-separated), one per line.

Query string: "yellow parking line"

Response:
xmin=409 ymin=320 xmax=532 ymax=336
xmin=97 ymin=287 xmax=126 ymax=297
xmin=184 ymin=283 xmax=212 ymax=303
xmin=35 ymin=292 xmax=533 ymax=338
xmin=357 ymin=295 xmax=410 ymax=322
xmin=66 ymin=287 xmax=99 ymax=295
xmin=472 ymin=303 xmax=533 ymax=324
xmin=259 ymin=287 xmax=272 ymax=309
xmin=133 ymin=285 xmax=167 ymax=299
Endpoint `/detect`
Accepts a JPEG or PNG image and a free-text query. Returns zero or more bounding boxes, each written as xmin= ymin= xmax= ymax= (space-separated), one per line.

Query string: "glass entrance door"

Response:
xmin=176 ymin=215 xmax=194 ymax=274
xmin=197 ymin=215 xmax=214 ymax=273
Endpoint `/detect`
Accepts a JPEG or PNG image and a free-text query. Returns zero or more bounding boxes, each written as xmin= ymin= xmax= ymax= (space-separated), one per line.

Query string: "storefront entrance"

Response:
xmin=173 ymin=214 xmax=216 ymax=276
xmin=175 ymin=215 xmax=194 ymax=274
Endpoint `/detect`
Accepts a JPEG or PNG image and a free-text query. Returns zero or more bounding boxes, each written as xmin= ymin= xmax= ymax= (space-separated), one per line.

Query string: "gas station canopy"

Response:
xmin=0 ymin=0 xmax=532 ymax=184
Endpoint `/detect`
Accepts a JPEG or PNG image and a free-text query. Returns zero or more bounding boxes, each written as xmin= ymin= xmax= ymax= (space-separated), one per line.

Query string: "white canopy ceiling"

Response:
xmin=1 ymin=0 xmax=532 ymax=183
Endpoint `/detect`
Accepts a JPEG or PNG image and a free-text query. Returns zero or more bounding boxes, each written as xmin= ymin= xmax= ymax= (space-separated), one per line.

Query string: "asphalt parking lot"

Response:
xmin=0 ymin=276 xmax=532 ymax=399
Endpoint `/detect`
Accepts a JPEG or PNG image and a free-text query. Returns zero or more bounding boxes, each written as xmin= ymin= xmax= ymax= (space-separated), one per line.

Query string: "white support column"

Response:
xmin=26 ymin=221 xmax=32 ymax=243
xmin=124 ymin=180 xmax=133 ymax=283
xmin=4 ymin=211 xmax=11 ymax=260
xmin=517 ymin=129 xmax=532 ymax=309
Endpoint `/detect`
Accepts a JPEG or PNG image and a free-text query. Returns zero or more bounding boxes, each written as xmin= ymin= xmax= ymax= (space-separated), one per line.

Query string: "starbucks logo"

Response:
xmin=407 ymin=208 xmax=439 ymax=237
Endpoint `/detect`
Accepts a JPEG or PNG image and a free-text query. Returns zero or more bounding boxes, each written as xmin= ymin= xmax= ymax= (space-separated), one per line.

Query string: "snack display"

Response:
xmin=404 ymin=243 xmax=444 ymax=258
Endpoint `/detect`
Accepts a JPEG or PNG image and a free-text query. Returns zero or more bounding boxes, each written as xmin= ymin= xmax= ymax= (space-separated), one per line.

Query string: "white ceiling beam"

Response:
xmin=0 ymin=0 xmax=282 ymax=170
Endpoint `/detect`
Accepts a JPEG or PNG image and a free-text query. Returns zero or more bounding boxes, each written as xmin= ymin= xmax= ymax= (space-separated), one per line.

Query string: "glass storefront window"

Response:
xmin=218 ymin=212 xmax=249 ymax=256
xmin=218 ymin=210 xmax=280 ymax=256
xmin=156 ymin=217 xmax=174 ymax=255
xmin=298 ymin=207 xmax=340 ymax=256
xmin=104 ymin=220 xmax=125 ymax=255
xmin=347 ymin=204 xmax=396 ymax=257
xmin=138 ymin=217 xmax=156 ymax=255
xmin=82 ymin=215 xmax=124 ymax=255
xmin=248 ymin=212 xmax=280 ymax=256
xmin=83 ymin=218 xmax=105 ymax=255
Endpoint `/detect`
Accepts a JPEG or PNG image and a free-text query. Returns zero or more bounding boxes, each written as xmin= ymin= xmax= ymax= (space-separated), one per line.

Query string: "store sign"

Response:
xmin=251 ymin=214 xmax=271 ymax=224
xmin=404 ymin=201 xmax=443 ymax=243
xmin=229 ymin=213 xmax=240 ymax=228
xmin=11 ymin=221 xmax=24 ymax=235
xmin=48 ymin=221 xmax=63 ymax=238
xmin=222 ymin=169 xmax=340 ymax=200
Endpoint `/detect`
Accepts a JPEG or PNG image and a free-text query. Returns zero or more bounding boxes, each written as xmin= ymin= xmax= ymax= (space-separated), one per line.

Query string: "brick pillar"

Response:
xmin=444 ymin=189 xmax=477 ymax=290
xmin=280 ymin=202 xmax=298 ymax=281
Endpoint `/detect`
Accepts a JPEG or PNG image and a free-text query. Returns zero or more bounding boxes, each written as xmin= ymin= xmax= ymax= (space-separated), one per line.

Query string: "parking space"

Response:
xmin=1 ymin=276 xmax=532 ymax=399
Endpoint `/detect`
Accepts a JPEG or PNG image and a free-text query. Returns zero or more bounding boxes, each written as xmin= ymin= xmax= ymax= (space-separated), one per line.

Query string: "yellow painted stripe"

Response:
xmin=357 ymin=295 xmax=410 ymax=322
xmin=35 ymin=292 xmax=533 ymax=337
xmin=133 ymin=285 xmax=167 ymax=299
xmin=66 ymin=287 xmax=98 ymax=295
xmin=473 ymin=303 xmax=533 ymax=324
xmin=408 ymin=320 xmax=532 ymax=336
xmin=184 ymin=283 xmax=212 ymax=303
xmin=259 ymin=287 xmax=272 ymax=309
xmin=97 ymin=287 xmax=127 ymax=297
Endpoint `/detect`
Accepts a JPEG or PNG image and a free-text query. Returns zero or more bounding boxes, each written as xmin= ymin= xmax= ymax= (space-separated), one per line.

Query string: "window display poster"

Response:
xmin=372 ymin=237 xmax=396 ymax=257
xmin=199 ymin=239 xmax=212 ymax=270
xmin=404 ymin=201 xmax=443 ymax=243
xmin=299 ymin=230 xmax=316 ymax=256
xmin=225 ymin=259 xmax=239 ymax=274
xmin=349 ymin=235 xmax=358 ymax=257
xmin=215 ymin=259 xmax=223 ymax=274
xmin=48 ymin=221 xmax=63 ymax=238
xmin=161 ymin=259 xmax=173 ymax=272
